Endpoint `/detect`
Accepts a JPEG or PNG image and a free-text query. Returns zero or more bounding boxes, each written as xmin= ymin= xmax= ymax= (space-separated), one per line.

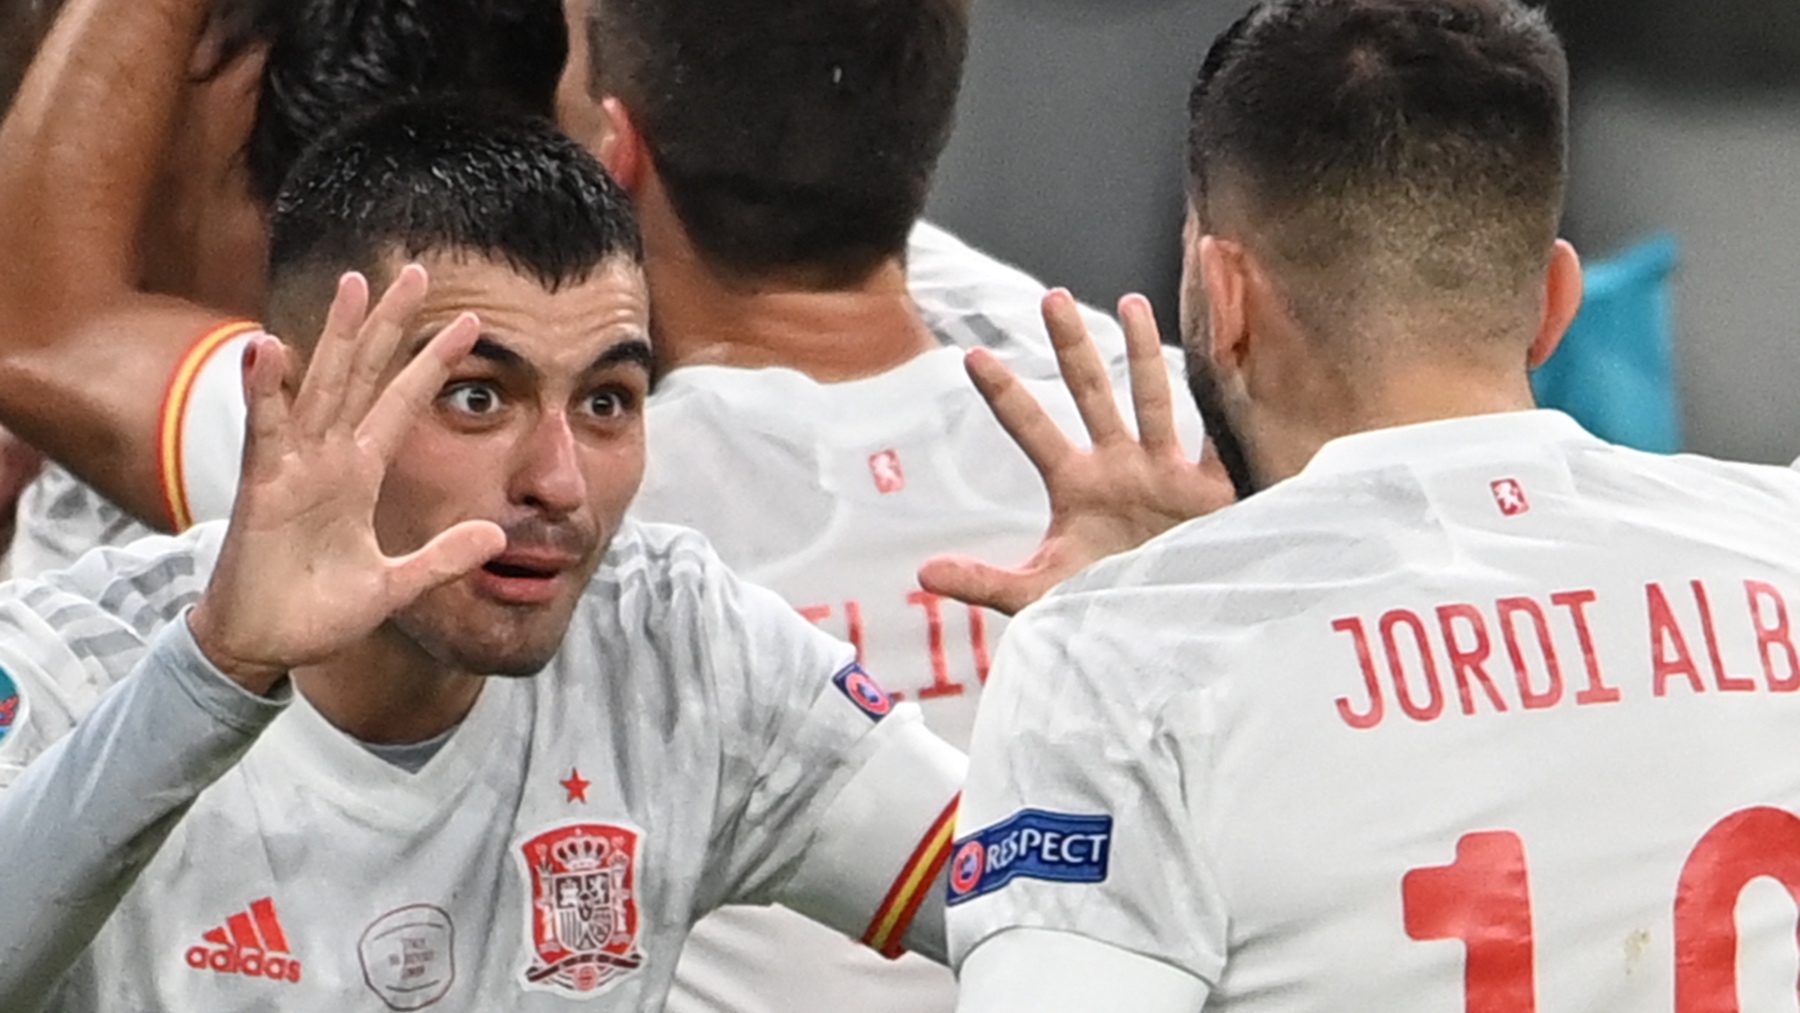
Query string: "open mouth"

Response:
xmin=483 ymin=561 xmax=558 ymax=580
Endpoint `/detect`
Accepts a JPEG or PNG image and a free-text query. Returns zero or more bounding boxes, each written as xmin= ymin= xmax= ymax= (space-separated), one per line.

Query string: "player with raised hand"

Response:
xmin=0 ymin=98 xmax=962 ymax=1012
xmin=939 ymin=2 xmax=1800 ymax=1011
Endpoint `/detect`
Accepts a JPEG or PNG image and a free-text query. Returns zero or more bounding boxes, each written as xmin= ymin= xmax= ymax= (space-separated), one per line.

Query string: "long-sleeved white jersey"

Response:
xmin=0 ymin=519 xmax=962 ymax=1012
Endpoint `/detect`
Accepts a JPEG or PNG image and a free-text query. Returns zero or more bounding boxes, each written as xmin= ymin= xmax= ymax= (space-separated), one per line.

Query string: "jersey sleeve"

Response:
xmin=155 ymin=322 xmax=256 ymax=530
xmin=945 ymin=595 xmax=1228 ymax=986
xmin=689 ymin=542 xmax=965 ymax=962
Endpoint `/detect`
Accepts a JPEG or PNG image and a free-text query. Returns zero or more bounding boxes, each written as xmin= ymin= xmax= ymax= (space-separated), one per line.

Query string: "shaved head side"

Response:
xmin=1188 ymin=0 xmax=1569 ymax=346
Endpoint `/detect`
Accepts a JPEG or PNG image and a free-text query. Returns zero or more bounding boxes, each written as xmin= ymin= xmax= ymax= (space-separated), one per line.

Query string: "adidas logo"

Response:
xmin=184 ymin=897 xmax=304 ymax=984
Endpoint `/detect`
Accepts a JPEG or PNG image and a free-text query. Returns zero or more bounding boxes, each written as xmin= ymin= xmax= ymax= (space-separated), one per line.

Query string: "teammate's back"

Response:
xmin=959 ymin=408 xmax=1800 ymax=1010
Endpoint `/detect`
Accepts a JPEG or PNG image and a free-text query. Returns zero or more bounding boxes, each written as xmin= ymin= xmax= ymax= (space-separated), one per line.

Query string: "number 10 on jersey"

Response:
xmin=1403 ymin=808 xmax=1800 ymax=1013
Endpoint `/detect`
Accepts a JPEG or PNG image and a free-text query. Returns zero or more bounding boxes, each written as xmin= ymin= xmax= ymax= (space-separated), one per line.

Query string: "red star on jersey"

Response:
xmin=560 ymin=768 xmax=591 ymax=804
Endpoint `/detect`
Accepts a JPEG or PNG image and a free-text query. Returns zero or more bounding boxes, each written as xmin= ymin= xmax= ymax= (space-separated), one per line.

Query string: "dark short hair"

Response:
xmin=588 ymin=0 xmax=969 ymax=284
xmin=1188 ymin=0 xmax=1569 ymax=332
xmin=239 ymin=0 xmax=566 ymax=207
xmin=268 ymin=98 xmax=642 ymax=342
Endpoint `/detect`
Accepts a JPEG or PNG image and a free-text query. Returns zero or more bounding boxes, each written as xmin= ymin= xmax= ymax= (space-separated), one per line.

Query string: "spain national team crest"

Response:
xmin=515 ymin=823 xmax=646 ymax=998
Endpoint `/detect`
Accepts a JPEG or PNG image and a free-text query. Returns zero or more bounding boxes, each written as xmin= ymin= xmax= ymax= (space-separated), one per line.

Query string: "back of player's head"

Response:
xmin=586 ymin=0 xmax=970 ymax=284
xmin=242 ymin=0 xmax=567 ymax=207
xmin=1188 ymin=0 xmax=1568 ymax=341
xmin=267 ymin=98 xmax=641 ymax=344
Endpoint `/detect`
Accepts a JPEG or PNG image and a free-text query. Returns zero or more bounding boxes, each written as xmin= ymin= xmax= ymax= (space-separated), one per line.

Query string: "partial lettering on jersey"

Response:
xmin=1329 ymin=576 xmax=1800 ymax=731
xmin=358 ymin=904 xmax=456 ymax=1010
xmin=832 ymin=662 xmax=894 ymax=721
xmin=515 ymin=822 xmax=646 ymax=998
xmin=0 ymin=667 xmax=18 ymax=743
xmin=945 ymin=809 xmax=1113 ymax=906
xmin=184 ymin=897 xmax=303 ymax=985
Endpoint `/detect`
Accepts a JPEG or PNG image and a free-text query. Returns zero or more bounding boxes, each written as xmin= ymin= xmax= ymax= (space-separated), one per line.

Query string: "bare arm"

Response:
xmin=0 ymin=0 xmax=250 ymax=528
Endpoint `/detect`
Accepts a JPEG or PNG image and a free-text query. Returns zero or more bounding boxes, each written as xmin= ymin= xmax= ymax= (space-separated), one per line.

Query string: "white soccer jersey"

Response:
xmin=0 ymin=519 xmax=962 ymax=1011
xmin=951 ymin=410 xmax=1800 ymax=1012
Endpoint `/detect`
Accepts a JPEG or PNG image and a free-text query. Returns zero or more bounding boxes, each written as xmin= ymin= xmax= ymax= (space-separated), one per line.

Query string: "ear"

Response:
xmin=1528 ymin=239 xmax=1584 ymax=369
xmin=595 ymin=98 xmax=647 ymax=194
xmin=1199 ymin=235 xmax=1252 ymax=372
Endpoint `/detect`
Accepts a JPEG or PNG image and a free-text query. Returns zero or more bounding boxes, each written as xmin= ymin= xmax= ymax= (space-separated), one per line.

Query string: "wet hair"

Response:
xmin=1188 ymin=0 xmax=1569 ymax=336
xmin=267 ymin=98 xmax=641 ymax=343
xmin=238 ymin=0 xmax=567 ymax=206
xmin=587 ymin=0 xmax=969 ymax=284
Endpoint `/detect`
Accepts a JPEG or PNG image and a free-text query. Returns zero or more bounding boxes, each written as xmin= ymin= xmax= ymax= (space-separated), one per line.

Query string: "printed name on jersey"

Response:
xmin=832 ymin=662 xmax=894 ymax=721
xmin=945 ymin=809 xmax=1113 ymax=906
xmin=359 ymin=905 xmax=455 ymax=1011
xmin=0 ymin=667 xmax=19 ymax=744
xmin=184 ymin=897 xmax=303 ymax=985
xmin=515 ymin=822 xmax=646 ymax=998
xmin=1331 ymin=577 xmax=1800 ymax=731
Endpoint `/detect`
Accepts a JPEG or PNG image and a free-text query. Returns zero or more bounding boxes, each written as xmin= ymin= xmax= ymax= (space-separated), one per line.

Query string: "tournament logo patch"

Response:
xmin=359 ymin=905 xmax=456 ymax=1010
xmin=515 ymin=823 xmax=646 ymax=998
xmin=832 ymin=663 xmax=893 ymax=721
xmin=945 ymin=809 xmax=1113 ymax=906
xmin=0 ymin=667 xmax=20 ymax=744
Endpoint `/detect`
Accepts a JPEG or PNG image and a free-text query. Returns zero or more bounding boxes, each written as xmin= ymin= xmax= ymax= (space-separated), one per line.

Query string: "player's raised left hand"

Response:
xmin=919 ymin=290 xmax=1234 ymax=615
xmin=187 ymin=267 xmax=507 ymax=693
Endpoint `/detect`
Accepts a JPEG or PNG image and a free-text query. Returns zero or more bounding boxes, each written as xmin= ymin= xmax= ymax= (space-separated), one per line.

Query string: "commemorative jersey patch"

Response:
xmin=832 ymin=663 xmax=893 ymax=721
xmin=0 ymin=667 xmax=19 ymax=744
xmin=516 ymin=822 xmax=646 ymax=998
xmin=946 ymin=809 xmax=1113 ymax=905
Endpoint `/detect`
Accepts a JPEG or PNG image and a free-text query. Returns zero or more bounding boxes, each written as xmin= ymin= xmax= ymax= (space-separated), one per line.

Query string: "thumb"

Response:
xmin=386 ymin=520 xmax=508 ymax=607
xmin=918 ymin=554 xmax=1037 ymax=616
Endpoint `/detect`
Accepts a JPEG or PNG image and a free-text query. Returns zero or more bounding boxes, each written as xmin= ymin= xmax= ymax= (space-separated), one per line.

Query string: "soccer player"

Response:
xmin=555 ymin=4 xmax=1207 ymax=1011
xmin=0 ymin=0 xmax=571 ymax=573
xmin=0 ymin=97 xmax=962 ymax=1012
xmin=0 ymin=0 xmax=1148 ymax=582
xmin=937 ymin=1 xmax=1800 ymax=1011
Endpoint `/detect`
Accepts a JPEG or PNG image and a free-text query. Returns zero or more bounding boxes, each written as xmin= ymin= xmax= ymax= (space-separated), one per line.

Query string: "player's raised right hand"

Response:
xmin=186 ymin=267 xmax=506 ymax=693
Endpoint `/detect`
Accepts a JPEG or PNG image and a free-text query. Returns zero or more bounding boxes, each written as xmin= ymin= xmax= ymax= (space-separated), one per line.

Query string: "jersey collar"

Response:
xmin=1300 ymin=409 xmax=1596 ymax=479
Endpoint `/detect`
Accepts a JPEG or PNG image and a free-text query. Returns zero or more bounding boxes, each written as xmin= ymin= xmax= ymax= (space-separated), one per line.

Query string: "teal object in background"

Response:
xmin=1532 ymin=235 xmax=1681 ymax=453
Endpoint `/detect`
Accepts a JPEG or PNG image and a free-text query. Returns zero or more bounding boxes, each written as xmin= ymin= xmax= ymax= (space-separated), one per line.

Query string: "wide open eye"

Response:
xmin=585 ymin=387 xmax=637 ymax=418
xmin=442 ymin=381 xmax=504 ymax=416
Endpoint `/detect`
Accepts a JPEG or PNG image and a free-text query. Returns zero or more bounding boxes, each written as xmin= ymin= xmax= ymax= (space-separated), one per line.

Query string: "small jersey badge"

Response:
xmin=1490 ymin=478 xmax=1530 ymax=517
xmin=358 ymin=905 xmax=455 ymax=1010
xmin=833 ymin=663 xmax=893 ymax=721
xmin=869 ymin=449 xmax=906 ymax=494
xmin=516 ymin=822 xmax=646 ymax=998
xmin=946 ymin=809 xmax=1114 ymax=906
xmin=0 ymin=667 xmax=21 ymax=744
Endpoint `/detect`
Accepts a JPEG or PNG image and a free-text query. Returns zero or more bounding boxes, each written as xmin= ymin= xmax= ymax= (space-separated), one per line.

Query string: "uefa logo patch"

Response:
xmin=0 ymin=666 xmax=20 ymax=744
xmin=515 ymin=822 xmax=646 ymax=998
xmin=945 ymin=809 xmax=1114 ymax=906
xmin=832 ymin=663 xmax=893 ymax=721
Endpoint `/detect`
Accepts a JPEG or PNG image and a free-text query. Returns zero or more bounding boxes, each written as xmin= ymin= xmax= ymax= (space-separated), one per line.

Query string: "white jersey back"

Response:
xmin=0 ymin=520 xmax=960 ymax=1011
xmin=950 ymin=410 xmax=1800 ymax=1012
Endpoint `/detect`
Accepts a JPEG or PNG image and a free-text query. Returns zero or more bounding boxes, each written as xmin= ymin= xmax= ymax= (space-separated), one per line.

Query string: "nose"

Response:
xmin=510 ymin=410 xmax=587 ymax=517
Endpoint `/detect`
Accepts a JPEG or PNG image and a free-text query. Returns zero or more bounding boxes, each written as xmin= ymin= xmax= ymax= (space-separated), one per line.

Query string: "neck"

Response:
xmin=292 ymin=626 xmax=484 ymax=746
xmin=1252 ymin=361 xmax=1540 ymax=485
xmin=636 ymin=183 xmax=937 ymax=381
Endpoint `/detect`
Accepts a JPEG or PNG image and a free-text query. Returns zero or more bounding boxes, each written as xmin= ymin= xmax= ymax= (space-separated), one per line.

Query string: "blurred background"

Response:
xmin=926 ymin=0 xmax=1800 ymax=464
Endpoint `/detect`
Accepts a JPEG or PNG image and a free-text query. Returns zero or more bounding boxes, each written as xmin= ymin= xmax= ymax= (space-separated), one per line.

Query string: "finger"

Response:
xmin=966 ymin=348 xmax=1075 ymax=476
xmin=290 ymin=272 xmax=371 ymax=436
xmin=1043 ymin=290 xmax=1129 ymax=446
xmin=239 ymin=335 xmax=295 ymax=485
xmin=917 ymin=554 xmax=1039 ymax=617
xmin=356 ymin=312 xmax=483 ymax=459
xmin=340 ymin=264 xmax=432 ymax=425
xmin=1118 ymin=294 xmax=1180 ymax=454
xmin=385 ymin=519 xmax=508 ymax=607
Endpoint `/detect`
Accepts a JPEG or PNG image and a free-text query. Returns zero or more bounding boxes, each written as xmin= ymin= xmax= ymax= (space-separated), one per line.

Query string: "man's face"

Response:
xmin=374 ymin=252 xmax=652 ymax=676
xmin=1179 ymin=208 xmax=1261 ymax=500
